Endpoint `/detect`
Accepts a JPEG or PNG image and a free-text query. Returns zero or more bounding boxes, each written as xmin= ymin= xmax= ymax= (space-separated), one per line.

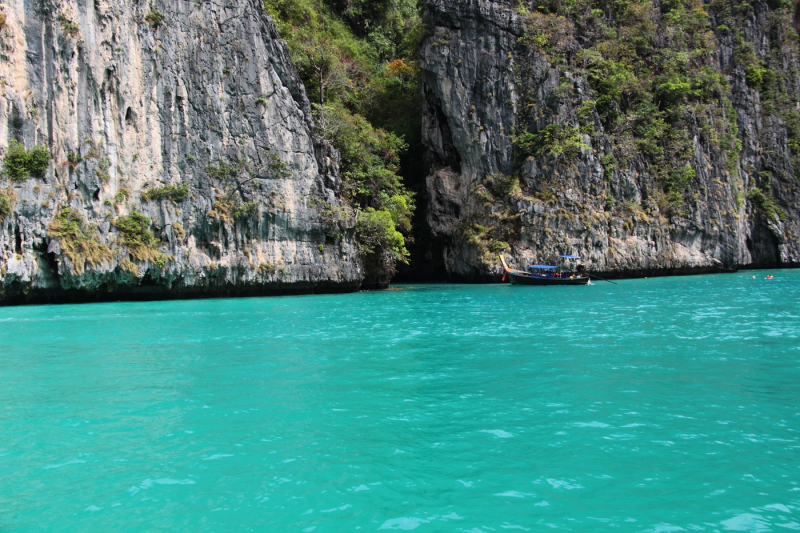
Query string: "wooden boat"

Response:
xmin=499 ymin=255 xmax=590 ymax=286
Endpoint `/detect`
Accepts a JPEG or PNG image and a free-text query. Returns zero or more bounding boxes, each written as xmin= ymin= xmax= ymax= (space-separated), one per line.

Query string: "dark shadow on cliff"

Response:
xmin=391 ymin=138 xmax=449 ymax=282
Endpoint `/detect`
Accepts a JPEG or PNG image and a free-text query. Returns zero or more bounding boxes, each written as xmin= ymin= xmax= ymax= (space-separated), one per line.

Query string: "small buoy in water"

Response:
xmin=766 ymin=275 xmax=774 ymax=279
xmin=753 ymin=276 xmax=756 ymax=279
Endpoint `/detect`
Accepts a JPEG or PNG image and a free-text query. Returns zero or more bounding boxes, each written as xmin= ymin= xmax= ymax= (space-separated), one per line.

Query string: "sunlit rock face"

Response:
xmin=0 ymin=0 xmax=363 ymax=303
xmin=420 ymin=0 xmax=800 ymax=280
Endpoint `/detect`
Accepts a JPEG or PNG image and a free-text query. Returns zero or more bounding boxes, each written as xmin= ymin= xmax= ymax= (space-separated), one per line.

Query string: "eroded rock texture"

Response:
xmin=0 ymin=0 xmax=361 ymax=303
xmin=420 ymin=0 xmax=800 ymax=280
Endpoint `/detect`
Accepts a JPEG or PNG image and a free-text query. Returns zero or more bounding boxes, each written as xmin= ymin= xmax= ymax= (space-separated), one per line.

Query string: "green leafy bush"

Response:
xmin=66 ymin=151 xmax=82 ymax=167
xmin=577 ymin=100 xmax=597 ymax=134
xmin=657 ymin=77 xmax=696 ymax=105
xmin=314 ymin=104 xmax=408 ymax=199
xmin=581 ymin=53 xmax=639 ymax=127
xmin=747 ymin=188 xmax=787 ymax=222
xmin=3 ymin=140 xmax=50 ymax=182
xmin=115 ymin=187 xmax=130 ymax=204
xmin=382 ymin=193 xmax=414 ymax=234
xmin=489 ymin=241 xmax=509 ymax=252
xmin=784 ymin=109 xmax=800 ymax=154
xmin=313 ymin=103 xmax=415 ymax=261
xmin=28 ymin=146 xmax=51 ymax=174
xmin=141 ymin=184 xmax=189 ymax=203
xmin=518 ymin=11 xmax=575 ymax=63
xmin=2 ymin=141 xmax=30 ymax=181
xmin=514 ymin=124 xmax=589 ymax=159
xmin=660 ymin=165 xmax=696 ymax=208
xmin=144 ymin=10 xmax=164 ymax=29
xmin=745 ymin=65 xmax=764 ymax=89
xmin=114 ymin=211 xmax=167 ymax=267
xmin=206 ymin=161 xmax=239 ymax=181
xmin=235 ymin=201 xmax=259 ymax=219
xmin=208 ymin=194 xmax=259 ymax=224
xmin=664 ymin=165 xmax=695 ymax=194
xmin=96 ymin=168 xmax=110 ymax=183
xmin=356 ymin=208 xmax=408 ymax=263
xmin=601 ymin=153 xmax=617 ymax=174
xmin=0 ymin=189 xmax=14 ymax=221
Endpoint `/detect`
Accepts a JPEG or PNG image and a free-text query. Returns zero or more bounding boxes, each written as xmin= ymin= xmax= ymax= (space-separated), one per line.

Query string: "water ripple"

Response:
xmin=0 ymin=271 xmax=798 ymax=530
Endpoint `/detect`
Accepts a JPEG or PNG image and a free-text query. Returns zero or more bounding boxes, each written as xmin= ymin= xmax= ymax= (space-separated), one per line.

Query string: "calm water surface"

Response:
xmin=1 ymin=271 xmax=799 ymax=531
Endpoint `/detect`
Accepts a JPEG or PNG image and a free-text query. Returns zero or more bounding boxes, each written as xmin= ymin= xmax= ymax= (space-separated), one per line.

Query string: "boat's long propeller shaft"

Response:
xmin=587 ymin=273 xmax=618 ymax=285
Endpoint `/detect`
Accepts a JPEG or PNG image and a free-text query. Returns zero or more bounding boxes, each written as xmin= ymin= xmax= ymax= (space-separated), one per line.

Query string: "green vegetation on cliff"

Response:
xmin=0 ymin=189 xmax=15 ymax=222
xmin=141 ymin=184 xmax=189 ymax=203
xmin=514 ymin=0 xmax=797 ymax=217
xmin=46 ymin=208 xmax=168 ymax=274
xmin=47 ymin=208 xmax=113 ymax=275
xmin=114 ymin=211 xmax=167 ymax=268
xmin=264 ymin=0 xmax=422 ymax=271
xmin=2 ymin=140 xmax=50 ymax=182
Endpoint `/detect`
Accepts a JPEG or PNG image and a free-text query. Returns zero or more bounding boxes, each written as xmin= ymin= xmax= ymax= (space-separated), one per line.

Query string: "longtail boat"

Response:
xmin=499 ymin=255 xmax=590 ymax=286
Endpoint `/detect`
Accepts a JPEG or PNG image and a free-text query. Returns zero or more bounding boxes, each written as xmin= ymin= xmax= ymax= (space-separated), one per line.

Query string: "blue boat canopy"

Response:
xmin=529 ymin=265 xmax=558 ymax=269
xmin=559 ymin=254 xmax=580 ymax=258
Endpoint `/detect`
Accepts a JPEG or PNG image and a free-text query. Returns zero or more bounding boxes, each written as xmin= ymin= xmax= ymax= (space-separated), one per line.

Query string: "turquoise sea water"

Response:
xmin=1 ymin=271 xmax=799 ymax=532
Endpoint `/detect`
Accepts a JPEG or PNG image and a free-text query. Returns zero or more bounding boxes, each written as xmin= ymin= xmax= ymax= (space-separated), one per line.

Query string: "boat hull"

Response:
xmin=506 ymin=271 xmax=590 ymax=285
xmin=498 ymin=254 xmax=590 ymax=286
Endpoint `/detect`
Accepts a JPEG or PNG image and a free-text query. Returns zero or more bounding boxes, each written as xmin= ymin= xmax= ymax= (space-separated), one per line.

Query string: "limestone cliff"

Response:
xmin=0 ymin=0 xmax=362 ymax=304
xmin=420 ymin=0 xmax=800 ymax=280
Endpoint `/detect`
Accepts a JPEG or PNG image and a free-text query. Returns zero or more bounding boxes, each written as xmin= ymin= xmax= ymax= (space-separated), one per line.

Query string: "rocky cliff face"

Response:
xmin=420 ymin=0 xmax=800 ymax=280
xmin=0 ymin=0 xmax=362 ymax=304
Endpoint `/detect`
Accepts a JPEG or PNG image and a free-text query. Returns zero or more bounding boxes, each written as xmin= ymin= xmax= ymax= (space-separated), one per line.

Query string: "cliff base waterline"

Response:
xmin=0 ymin=279 xmax=362 ymax=306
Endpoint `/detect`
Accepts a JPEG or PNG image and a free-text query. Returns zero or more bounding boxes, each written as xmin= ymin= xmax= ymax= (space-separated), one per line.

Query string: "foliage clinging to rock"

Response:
xmin=114 ymin=211 xmax=167 ymax=268
xmin=47 ymin=208 xmax=113 ymax=274
xmin=264 ymin=0 xmax=420 ymax=271
xmin=141 ymin=184 xmax=189 ymax=203
xmin=747 ymin=188 xmax=787 ymax=222
xmin=144 ymin=10 xmax=164 ymax=29
xmin=514 ymin=0 xmax=752 ymax=212
xmin=356 ymin=208 xmax=407 ymax=263
xmin=0 ymin=189 xmax=15 ymax=221
xmin=2 ymin=140 xmax=50 ymax=182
